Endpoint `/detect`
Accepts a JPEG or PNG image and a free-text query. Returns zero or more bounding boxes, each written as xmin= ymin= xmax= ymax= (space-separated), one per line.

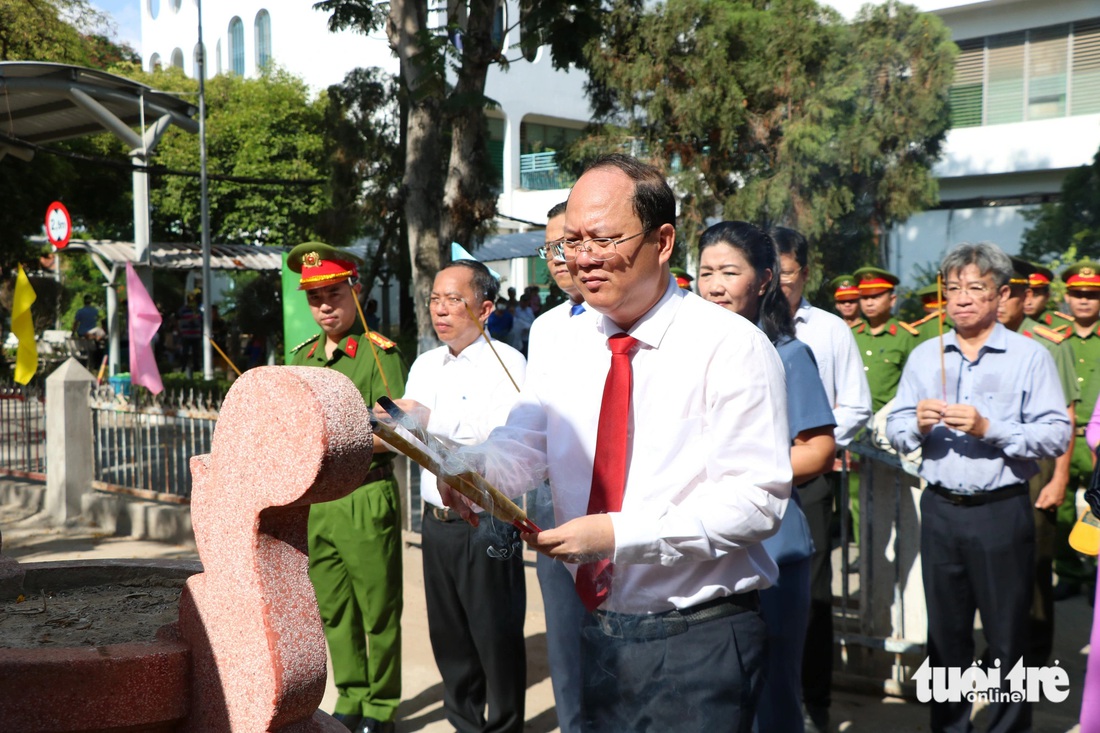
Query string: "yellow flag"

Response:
xmin=12 ymin=265 xmax=37 ymax=385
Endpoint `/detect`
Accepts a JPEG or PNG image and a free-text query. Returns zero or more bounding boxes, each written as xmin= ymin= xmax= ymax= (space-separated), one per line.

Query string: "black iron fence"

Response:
xmin=90 ymin=386 xmax=223 ymax=502
xmin=0 ymin=382 xmax=46 ymax=479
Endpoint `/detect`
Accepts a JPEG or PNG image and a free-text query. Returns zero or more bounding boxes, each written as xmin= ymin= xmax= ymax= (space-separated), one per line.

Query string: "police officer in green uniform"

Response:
xmin=1026 ymin=262 xmax=1075 ymax=336
xmin=1054 ymin=261 xmax=1100 ymax=601
xmin=909 ymin=282 xmax=953 ymax=345
xmin=829 ymin=274 xmax=863 ymax=329
xmin=1000 ymin=257 xmax=1077 ymax=664
xmin=851 ymin=267 xmax=920 ymax=413
xmin=671 ymin=266 xmax=693 ymax=290
xmin=288 ymin=242 xmax=408 ymax=733
xmin=849 ymin=267 xmax=918 ymax=539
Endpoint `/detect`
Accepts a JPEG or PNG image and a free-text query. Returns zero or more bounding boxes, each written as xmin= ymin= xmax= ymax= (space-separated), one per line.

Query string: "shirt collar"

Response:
xmin=443 ymin=334 xmax=491 ymax=364
xmin=943 ymin=321 xmax=1009 ymax=357
xmin=794 ymin=297 xmax=812 ymax=324
xmin=596 ymin=274 xmax=682 ymax=350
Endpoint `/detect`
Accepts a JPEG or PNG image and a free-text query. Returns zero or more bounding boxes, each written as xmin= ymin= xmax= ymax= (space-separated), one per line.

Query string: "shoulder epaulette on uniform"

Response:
xmin=909 ymin=311 xmax=939 ymax=327
xmin=368 ymin=331 xmax=397 ymax=350
xmin=899 ymin=321 xmax=920 ymax=336
xmin=849 ymin=321 xmax=862 ymax=330
xmin=854 ymin=323 xmax=866 ymax=334
xmin=1051 ymin=311 xmax=1075 ymax=323
xmin=1033 ymin=325 xmax=1066 ymax=344
xmin=291 ymin=334 xmax=320 ymax=353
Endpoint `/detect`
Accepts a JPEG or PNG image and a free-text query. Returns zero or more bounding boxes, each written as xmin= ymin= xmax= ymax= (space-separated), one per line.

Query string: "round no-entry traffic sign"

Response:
xmin=45 ymin=201 xmax=72 ymax=249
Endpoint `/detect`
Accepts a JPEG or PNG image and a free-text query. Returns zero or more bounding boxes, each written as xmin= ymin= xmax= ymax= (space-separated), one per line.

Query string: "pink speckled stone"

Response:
xmin=0 ymin=641 xmax=190 ymax=732
xmin=177 ymin=366 xmax=374 ymax=733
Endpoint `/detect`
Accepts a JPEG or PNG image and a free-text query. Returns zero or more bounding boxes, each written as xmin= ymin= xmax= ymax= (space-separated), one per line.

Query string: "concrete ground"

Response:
xmin=0 ymin=480 xmax=1092 ymax=732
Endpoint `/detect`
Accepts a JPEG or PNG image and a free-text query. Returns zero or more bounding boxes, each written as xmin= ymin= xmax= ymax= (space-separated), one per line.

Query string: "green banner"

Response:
xmin=281 ymin=252 xmax=318 ymax=362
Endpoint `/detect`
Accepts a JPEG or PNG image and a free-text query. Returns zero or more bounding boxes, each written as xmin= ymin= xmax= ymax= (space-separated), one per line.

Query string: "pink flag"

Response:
xmin=125 ymin=262 xmax=164 ymax=395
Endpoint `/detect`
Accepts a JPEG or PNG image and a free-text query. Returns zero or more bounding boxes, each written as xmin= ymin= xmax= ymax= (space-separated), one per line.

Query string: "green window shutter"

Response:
xmin=1071 ymin=18 xmax=1100 ymax=115
xmin=950 ymin=38 xmax=985 ymax=128
xmin=1027 ymin=24 xmax=1069 ymax=120
xmin=987 ymin=31 xmax=1026 ymax=124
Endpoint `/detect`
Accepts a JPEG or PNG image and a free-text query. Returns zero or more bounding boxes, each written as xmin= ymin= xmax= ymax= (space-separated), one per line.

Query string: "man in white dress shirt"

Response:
xmin=401 ymin=259 xmax=528 ymax=733
xmin=442 ymin=154 xmax=792 ymax=731
xmin=772 ymin=226 xmax=873 ymax=733
xmin=527 ymin=201 xmax=588 ymax=733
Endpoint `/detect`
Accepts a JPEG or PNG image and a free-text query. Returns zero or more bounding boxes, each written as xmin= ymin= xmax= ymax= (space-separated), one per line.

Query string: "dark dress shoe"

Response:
xmin=1053 ymin=580 xmax=1081 ymax=602
xmin=356 ymin=717 xmax=395 ymax=733
xmin=332 ymin=712 xmax=363 ymax=731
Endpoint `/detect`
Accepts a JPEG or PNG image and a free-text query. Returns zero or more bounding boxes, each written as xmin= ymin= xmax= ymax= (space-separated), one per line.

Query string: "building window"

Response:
xmin=170 ymin=48 xmax=184 ymax=70
xmin=519 ymin=120 xmax=583 ymax=190
xmin=148 ymin=0 xmax=160 ymax=21
xmin=216 ymin=39 xmax=222 ymax=75
xmin=949 ymin=18 xmax=1100 ymax=128
xmin=229 ymin=17 xmax=245 ymax=76
xmin=168 ymin=0 xmax=181 ymax=12
xmin=149 ymin=52 xmax=161 ymax=71
xmin=193 ymin=43 xmax=206 ymax=80
xmin=255 ymin=10 xmax=272 ymax=69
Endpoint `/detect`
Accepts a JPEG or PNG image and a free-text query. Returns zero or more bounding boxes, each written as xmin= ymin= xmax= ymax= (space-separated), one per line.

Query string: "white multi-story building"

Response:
xmin=828 ymin=0 xmax=1100 ymax=282
xmin=140 ymin=0 xmax=589 ymax=290
xmin=142 ymin=0 xmax=1100 ymax=287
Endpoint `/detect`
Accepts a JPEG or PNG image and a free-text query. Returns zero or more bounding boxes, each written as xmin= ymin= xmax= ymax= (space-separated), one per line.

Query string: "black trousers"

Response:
xmin=799 ymin=474 xmax=834 ymax=713
xmin=580 ymin=602 xmax=767 ymax=732
xmin=422 ymin=513 xmax=527 ymax=733
xmin=921 ymin=489 xmax=1034 ymax=733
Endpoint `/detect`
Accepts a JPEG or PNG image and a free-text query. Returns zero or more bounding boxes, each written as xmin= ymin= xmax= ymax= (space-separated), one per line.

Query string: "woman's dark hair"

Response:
xmin=698 ymin=221 xmax=794 ymax=344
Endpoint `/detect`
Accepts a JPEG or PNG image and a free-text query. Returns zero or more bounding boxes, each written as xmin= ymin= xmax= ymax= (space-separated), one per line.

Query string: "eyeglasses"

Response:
xmin=429 ymin=295 xmax=467 ymax=310
xmin=944 ymin=283 xmax=994 ymax=299
xmin=536 ymin=244 xmax=564 ymax=261
xmin=778 ymin=268 xmax=804 ymax=283
xmin=550 ymin=230 xmax=651 ymax=262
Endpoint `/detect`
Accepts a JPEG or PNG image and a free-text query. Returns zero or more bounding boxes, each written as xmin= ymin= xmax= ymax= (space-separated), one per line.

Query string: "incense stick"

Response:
xmin=207 ymin=337 xmax=242 ymax=376
xmin=937 ymin=271 xmax=947 ymax=402
xmin=350 ymin=282 xmax=393 ymax=399
xmin=463 ymin=301 xmax=520 ymax=393
xmin=370 ymin=418 xmax=539 ymax=532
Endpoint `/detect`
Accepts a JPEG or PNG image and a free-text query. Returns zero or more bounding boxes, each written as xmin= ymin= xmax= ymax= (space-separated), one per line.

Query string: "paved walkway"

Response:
xmin=0 ymin=481 xmax=1092 ymax=732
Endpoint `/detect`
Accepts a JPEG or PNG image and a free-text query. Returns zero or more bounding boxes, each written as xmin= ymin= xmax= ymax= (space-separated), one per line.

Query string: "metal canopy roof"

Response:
xmin=0 ymin=61 xmax=197 ymax=154
xmin=29 ymin=237 xmax=285 ymax=272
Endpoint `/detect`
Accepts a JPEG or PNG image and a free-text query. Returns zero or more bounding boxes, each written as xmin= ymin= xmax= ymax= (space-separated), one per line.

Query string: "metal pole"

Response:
xmin=197 ymin=0 xmax=213 ymax=381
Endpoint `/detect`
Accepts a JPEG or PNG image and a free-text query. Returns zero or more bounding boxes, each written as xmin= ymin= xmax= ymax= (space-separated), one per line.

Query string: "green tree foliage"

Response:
xmin=578 ymin=0 xmax=955 ymax=281
xmin=1019 ymin=147 xmax=1100 ymax=262
xmin=119 ymin=65 xmax=331 ymax=247
xmin=316 ymin=0 xmax=601 ymax=351
xmin=0 ymin=0 xmax=140 ymax=268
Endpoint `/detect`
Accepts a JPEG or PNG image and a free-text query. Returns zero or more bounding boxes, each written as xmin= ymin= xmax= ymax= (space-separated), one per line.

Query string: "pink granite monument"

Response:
xmin=0 ymin=366 xmax=376 ymax=732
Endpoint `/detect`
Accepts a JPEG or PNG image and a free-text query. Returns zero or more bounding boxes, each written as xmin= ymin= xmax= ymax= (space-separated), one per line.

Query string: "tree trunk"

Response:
xmin=387 ymin=0 xmax=445 ymax=355
xmin=440 ymin=0 xmax=498 ymax=248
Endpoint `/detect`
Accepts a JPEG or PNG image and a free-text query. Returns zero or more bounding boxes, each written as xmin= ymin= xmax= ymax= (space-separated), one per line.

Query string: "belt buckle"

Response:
xmin=947 ymin=492 xmax=967 ymax=506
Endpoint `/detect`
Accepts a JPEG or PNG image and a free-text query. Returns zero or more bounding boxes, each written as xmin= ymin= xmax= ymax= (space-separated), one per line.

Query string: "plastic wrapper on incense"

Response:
xmin=369 ymin=419 xmax=540 ymax=532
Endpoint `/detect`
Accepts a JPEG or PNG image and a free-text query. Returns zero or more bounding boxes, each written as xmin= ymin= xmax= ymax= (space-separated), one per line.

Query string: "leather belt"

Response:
xmin=928 ymin=482 xmax=1028 ymax=507
xmin=362 ymin=463 xmax=394 ymax=485
xmin=428 ymin=505 xmax=465 ymax=522
xmin=592 ymin=592 xmax=760 ymax=641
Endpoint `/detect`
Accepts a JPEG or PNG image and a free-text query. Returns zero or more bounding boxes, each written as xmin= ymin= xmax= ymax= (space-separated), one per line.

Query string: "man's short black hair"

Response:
xmin=547 ymin=201 xmax=567 ymax=220
xmin=769 ymin=227 xmax=809 ymax=269
xmin=582 ymin=154 xmax=676 ymax=232
xmin=441 ymin=259 xmax=499 ymax=305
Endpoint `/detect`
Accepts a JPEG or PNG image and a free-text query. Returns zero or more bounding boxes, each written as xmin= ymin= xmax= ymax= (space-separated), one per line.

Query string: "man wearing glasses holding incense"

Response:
xmin=287 ymin=242 xmax=408 ymax=733
xmin=400 ymin=258 xmax=529 ymax=733
xmin=886 ymin=242 xmax=1069 ymax=733
xmin=440 ymin=154 xmax=792 ymax=731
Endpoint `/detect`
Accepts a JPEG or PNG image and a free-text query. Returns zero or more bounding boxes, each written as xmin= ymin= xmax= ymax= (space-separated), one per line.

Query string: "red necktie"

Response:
xmin=575 ymin=333 xmax=638 ymax=612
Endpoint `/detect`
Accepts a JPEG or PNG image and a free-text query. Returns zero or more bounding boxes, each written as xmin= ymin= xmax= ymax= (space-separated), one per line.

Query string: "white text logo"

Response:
xmin=913 ymin=658 xmax=1069 ymax=704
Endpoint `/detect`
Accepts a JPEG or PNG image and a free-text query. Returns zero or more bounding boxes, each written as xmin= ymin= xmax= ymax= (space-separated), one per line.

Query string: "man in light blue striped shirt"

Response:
xmin=887 ymin=241 xmax=1070 ymax=733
